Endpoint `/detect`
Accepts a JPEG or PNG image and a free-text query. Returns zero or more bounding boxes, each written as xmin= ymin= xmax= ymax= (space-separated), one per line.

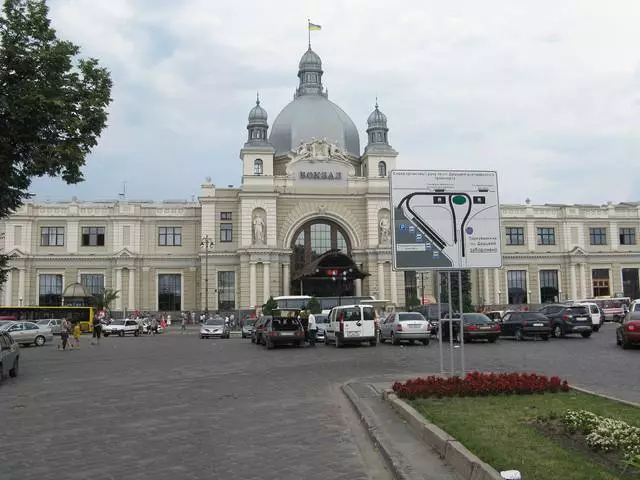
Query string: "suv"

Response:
xmin=0 ymin=332 xmax=19 ymax=380
xmin=543 ymin=305 xmax=593 ymax=338
xmin=103 ymin=319 xmax=141 ymax=337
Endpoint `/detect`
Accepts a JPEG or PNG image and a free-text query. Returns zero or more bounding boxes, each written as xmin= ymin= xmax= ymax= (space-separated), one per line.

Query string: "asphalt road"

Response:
xmin=0 ymin=323 xmax=637 ymax=480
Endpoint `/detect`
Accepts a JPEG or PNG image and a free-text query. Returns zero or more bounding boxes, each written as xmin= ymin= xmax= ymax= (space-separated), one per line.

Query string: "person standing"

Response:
xmin=92 ymin=315 xmax=103 ymax=345
xmin=307 ymin=311 xmax=318 ymax=347
xmin=151 ymin=317 xmax=158 ymax=336
xmin=72 ymin=322 xmax=81 ymax=349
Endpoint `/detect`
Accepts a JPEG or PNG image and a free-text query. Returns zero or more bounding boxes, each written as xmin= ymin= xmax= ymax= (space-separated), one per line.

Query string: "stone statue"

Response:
xmin=253 ymin=215 xmax=265 ymax=244
xmin=295 ymin=142 xmax=311 ymax=159
xmin=379 ymin=215 xmax=391 ymax=244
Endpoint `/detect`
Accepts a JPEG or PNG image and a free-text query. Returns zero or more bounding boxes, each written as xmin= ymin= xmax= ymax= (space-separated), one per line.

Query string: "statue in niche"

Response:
xmin=379 ymin=214 xmax=391 ymax=244
xmin=253 ymin=215 xmax=265 ymax=244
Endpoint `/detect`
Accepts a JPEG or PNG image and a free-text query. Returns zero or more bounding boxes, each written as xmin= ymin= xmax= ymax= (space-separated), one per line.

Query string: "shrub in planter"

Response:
xmin=392 ymin=372 xmax=569 ymax=399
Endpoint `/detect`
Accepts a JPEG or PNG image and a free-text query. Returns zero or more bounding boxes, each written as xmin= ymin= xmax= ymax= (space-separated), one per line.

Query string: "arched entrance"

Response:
xmin=290 ymin=219 xmax=366 ymax=296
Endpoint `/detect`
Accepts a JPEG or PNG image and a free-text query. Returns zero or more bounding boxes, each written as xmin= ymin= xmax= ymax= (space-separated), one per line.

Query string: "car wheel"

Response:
xmin=9 ymin=358 xmax=18 ymax=378
xmin=118 ymin=331 xmax=125 ymax=337
xmin=592 ymin=325 xmax=600 ymax=332
xmin=34 ymin=335 xmax=46 ymax=347
xmin=622 ymin=337 xmax=631 ymax=350
xmin=553 ymin=326 xmax=563 ymax=338
xmin=421 ymin=339 xmax=430 ymax=346
xmin=515 ymin=329 xmax=525 ymax=341
xmin=580 ymin=332 xmax=592 ymax=339
xmin=541 ymin=335 xmax=550 ymax=341
xmin=134 ymin=330 xmax=140 ymax=337
xmin=391 ymin=332 xmax=400 ymax=346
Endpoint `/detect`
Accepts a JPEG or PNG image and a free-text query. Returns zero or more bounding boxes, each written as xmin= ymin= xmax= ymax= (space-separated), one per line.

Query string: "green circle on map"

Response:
xmin=452 ymin=195 xmax=466 ymax=205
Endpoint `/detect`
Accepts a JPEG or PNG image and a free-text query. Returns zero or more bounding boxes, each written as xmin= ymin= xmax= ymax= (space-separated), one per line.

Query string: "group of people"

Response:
xmin=57 ymin=318 xmax=82 ymax=351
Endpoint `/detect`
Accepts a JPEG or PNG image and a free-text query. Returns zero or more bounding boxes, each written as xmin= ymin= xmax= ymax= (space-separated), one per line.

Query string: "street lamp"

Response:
xmin=200 ymin=235 xmax=215 ymax=313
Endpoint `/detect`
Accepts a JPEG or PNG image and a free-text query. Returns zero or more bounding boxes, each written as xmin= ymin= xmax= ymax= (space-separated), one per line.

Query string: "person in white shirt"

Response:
xmin=307 ymin=311 xmax=318 ymax=347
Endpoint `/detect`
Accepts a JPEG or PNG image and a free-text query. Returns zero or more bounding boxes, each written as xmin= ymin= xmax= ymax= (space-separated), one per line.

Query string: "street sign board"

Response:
xmin=390 ymin=170 xmax=502 ymax=270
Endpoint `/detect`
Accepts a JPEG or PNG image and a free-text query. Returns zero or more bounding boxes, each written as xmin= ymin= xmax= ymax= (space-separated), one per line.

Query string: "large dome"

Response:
xmin=268 ymin=47 xmax=361 ymax=158
xmin=270 ymin=95 xmax=360 ymax=157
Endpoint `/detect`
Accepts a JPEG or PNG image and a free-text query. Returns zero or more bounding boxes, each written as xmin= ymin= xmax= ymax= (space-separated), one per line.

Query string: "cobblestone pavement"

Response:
xmin=0 ymin=323 xmax=636 ymax=480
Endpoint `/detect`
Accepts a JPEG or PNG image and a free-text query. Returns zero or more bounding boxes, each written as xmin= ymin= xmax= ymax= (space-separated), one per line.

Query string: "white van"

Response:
xmin=576 ymin=302 xmax=603 ymax=332
xmin=325 ymin=304 xmax=377 ymax=348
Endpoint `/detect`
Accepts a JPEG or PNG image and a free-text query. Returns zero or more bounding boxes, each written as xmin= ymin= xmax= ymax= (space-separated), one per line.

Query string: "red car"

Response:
xmin=616 ymin=316 xmax=640 ymax=349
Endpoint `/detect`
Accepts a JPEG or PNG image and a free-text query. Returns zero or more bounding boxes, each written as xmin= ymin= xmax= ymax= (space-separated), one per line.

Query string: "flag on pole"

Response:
xmin=308 ymin=22 xmax=322 ymax=31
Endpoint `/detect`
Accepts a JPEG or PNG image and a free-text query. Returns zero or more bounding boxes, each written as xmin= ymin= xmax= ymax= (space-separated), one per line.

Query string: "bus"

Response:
xmin=273 ymin=295 xmax=376 ymax=312
xmin=0 ymin=306 xmax=95 ymax=332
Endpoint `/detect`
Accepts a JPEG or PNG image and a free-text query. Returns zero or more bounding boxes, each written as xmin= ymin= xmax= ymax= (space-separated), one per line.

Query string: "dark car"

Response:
xmin=441 ymin=313 xmax=500 ymax=343
xmin=251 ymin=317 xmax=268 ymax=345
xmin=617 ymin=303 xmax=640 ymax=349
xmin=262 ymin=316 xmax=305 ymax=349
xmin=500 ymin=312 xmax=551 ymax=341
xmin=543 ymin=305 xmax=593 ymax=338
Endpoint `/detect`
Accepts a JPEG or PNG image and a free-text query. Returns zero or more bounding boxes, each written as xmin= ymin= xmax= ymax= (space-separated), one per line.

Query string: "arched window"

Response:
xmin=253 ymin=159 xmax=263 ymax=175
xmin=378 ymin=161 xmax=387 ymax=177
xmin=291 ymin=220 xmax=351 ymax=274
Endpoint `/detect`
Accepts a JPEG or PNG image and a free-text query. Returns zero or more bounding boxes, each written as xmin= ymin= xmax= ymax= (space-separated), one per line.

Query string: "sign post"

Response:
xmin=390 ymin=169 xmax=502 ymax=377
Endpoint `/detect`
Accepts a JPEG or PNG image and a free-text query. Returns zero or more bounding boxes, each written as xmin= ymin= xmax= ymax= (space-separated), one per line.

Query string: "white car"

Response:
xmin=324 ymin=304 xmax=377 ymax=348
xmin=103 ymin=319 xmax=140 ymax=337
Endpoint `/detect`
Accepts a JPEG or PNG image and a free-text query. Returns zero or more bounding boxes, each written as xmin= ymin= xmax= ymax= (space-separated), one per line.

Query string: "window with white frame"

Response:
xmin=158 ymin=227 xmax=182 ymax=246
xmin=81 ymin=274 xmax=105 ymax=295
xmin=81 ymin=227 xmax=105 ymax=246
xmin=40 ymin=227 xmax=65 ymax=246
xmin=39 ymin=274 xmax=63 ymax=306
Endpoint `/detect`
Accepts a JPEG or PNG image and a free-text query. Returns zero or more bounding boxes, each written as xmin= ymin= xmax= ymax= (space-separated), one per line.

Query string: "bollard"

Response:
xmin=500 ymin=471 xmax=521 ymax=480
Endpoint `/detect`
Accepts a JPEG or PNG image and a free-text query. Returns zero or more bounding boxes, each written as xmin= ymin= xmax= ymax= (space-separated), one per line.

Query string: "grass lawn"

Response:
xmin=410 ymin=392 xmax=640 ymax=480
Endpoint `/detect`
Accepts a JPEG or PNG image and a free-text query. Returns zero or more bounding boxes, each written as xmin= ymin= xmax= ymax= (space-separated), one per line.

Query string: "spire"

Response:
xmin=295 ymin=47 xmax=326 ymax=98
xmin=366 ymin=100 xmax=392 ymax=150
xmin=246 ymin=95 xmax=269 ymax=146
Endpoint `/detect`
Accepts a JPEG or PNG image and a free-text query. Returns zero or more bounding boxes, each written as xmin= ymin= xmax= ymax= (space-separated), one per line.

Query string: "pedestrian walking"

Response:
xmin=151 ymin=317 xmax=158 ymax=336
xmin=181 ymin=316 xmax=186 ymax=333
xmin=60 ymin=325 xmax=70 ymax=351
xmin=160 ymin=317 xmax=167 ymax=331
xmin=307 ymin=311 xmax=318 ymax=347
xmin=92 ymin=317 xmax=103 ymax=345
xmin=72 ymin=322 xmax=81 ymax=349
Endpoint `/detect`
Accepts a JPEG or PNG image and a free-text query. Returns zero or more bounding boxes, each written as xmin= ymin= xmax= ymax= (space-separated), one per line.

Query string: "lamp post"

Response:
xmin=201 ymin=235 xmax=215 ymax=314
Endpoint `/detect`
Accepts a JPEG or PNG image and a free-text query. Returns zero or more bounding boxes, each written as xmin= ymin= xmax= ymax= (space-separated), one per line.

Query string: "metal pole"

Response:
xmin=458 ymin=271 xmax=465 ymax=377
xmin=204 ymin=237 xmax=209 ymax=313
xmin=421 ymin=272 xmax=425 ymax=306
xmin=437 ymin=271 xmax=443 ymax=375
xmin=448 ymin=271 xmax=454 ymax=376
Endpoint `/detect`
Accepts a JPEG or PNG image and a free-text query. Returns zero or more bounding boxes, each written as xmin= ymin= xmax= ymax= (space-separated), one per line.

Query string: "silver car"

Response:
xmin=379 ymin=312 xmax=430 ymax=345
xmin=36 ymin=318 xmax=64 ymax=335
xmin=0 ymin=321 xmax=54 ymax=347
xmin=0 ymin=331 xmax=20 ymax=380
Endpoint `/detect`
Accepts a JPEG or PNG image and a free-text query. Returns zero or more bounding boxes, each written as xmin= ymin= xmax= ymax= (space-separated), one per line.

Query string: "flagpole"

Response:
xmin=307 ymin=18 xmax=311 ymax=48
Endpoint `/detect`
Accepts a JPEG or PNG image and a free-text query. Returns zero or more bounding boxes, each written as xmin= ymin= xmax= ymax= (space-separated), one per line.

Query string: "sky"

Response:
xmin=28 ymin=0 xmax=640 ymax=205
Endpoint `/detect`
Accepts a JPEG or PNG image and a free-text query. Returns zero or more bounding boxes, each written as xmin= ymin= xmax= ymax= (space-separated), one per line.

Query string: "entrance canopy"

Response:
xmin=292 ymin=249 xmax=368 ymax=281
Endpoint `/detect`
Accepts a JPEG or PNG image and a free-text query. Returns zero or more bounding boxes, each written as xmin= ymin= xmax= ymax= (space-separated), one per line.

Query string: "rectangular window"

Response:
xmin=40 ymin=227 xmax=65 ymax=246
xmin=589 ymin=228 xmax=607 ymax=245
xmin=622 ymin=268 xmax=640 ymax=300
xmin=505 ymin=227 xmax=524 ymax=246
xmin=158 ymin=274 xmax=181 ymax=311
xmin=218 ymin=271 xmax=236 ymax=310
xmin=536 ymin=227 xmax=556 ymax=245
xmin=220 ymin=212 xmax=232 ymax=221
xmin=592 ymin=269 xmax=610 ymax=297
xmin=404 ymin=271 xmax=418 ymax=309
xmin=158 ymin=227 xmax=182 ymax=246
xmin=39 ymin=274 xmax=63 ymax=306
xmin=81 ymin=226 xmax=105 ymax=246
xmin=539 ymin=270 xmax=559 ymax=303
xmin=619 ymin=227 xmax=636 ymax=245
xmin=80 ymin=274 xmax=105 ymax=296
xmin=507 ymin=270 xmax=527 ymax=304
xmin=220 ymin=223 xmax=233 ymax=242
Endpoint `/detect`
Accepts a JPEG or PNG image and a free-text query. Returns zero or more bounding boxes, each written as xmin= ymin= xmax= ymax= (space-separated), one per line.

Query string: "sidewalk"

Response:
xmin=343 ymin=381 xmax=462 ymax=480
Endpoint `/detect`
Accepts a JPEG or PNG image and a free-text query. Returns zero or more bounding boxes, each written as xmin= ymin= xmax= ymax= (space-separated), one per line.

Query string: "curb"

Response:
xmin=570 ymin=386 xmax=640 ymax=409
xmin=381 ymin=389 xmax=503 ymax=480
xmin=342 ymin=383 xmax=415 ymax=480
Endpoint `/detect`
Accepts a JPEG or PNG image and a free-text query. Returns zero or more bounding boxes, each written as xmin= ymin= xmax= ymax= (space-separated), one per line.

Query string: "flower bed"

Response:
xmin=561 ymin=409 xmax=640 ymax=465
xmin=392 ymin=372 xmax=569 ymax=399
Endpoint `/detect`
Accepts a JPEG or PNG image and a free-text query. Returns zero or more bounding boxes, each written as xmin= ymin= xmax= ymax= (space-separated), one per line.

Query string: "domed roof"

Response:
xmin=367 ymin=104 xmax=387 ymax=128
xmin=299 ymin=48 xmax=322 ymax=69
xmin=248 ymin=98 xmax=268 ymax=123
xmin=269 ymin=94 xmax=361 ymax=157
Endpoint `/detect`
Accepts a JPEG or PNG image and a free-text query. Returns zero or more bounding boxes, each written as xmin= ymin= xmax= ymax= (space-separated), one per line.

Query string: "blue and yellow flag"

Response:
xmin=308 ymin=22 xmax=322 ymax=31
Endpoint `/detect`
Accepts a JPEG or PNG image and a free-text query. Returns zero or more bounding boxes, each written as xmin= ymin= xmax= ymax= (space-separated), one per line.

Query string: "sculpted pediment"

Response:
xmin=285 ymin=138 xmax=356 ymax=178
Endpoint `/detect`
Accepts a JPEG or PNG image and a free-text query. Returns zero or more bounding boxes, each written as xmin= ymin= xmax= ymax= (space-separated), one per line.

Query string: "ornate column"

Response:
xmin=282 ymin=263 xmax=290 ymax=296
xmin=493 ymin=269 xmax=500 ymax=304
xmin=18 ymin=268 xmax=25 ymax=305
xmin=4 ymin=269 xmax=12 ymax=305
xmin=128 ymin=269 xmax=136 ymax=310
xmin=263 ymin=262 xmax=271 ymax=303
xmin=483 ymin=269 xmax=490 ymax=306
xmin=377 ymin=262 xmax=385 ymax=300
xmin=115 ymin=268 xmax=123 ymax=310
xmin=579 ymin=263 xmax=587 ymax=299
xmin=570 ymin=264 xmax=577 ymax=300
xmin=249 ymin=262 xmax=257 ymax=308
xmin=389 ymin=267 xmax=398 ymax=305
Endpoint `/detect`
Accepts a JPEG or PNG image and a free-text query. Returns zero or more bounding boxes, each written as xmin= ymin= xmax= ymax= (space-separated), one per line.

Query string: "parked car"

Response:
xmin=617 ymin=302 xmax=640 ymax=349
xmin=441 ymin=313 xmax=500 ymax=343
xmin=241 ymin=319 xmax=257 ymax=339
xmin=0 ymin=321 xmax=54 ymax=346
xmin=103 ymin=319 xmax=141 ymax=337
xmin=575 ymin=302 xmax=603 ymax=332
xmin=262 ymin=316 xmax=305 ymax=349
xmin=379 ymin=311 xmax=430 ymax=345
xmin=324 ymin=304 xmax=377 ymax=348
xmin=251 ymin=316 xmax=269 ymax=345
xmin=543 ymin=305 xmax=593 ymax=338
xmin=36 ymin=318 xmax=64 ymax=335
xmin=499 ymin=312 xmax=551 ymax=341
xmin=200 ymin=317 xmax=230 ymax=339
xmin=314 ymin=314 xmax=329 ymax=342
xmin=0 ymin=331 xmax=20 ymax=380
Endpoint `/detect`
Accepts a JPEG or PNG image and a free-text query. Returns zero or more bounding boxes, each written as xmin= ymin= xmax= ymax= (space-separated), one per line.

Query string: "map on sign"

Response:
xmin=390 ymin=170 xmax=502 ymax=270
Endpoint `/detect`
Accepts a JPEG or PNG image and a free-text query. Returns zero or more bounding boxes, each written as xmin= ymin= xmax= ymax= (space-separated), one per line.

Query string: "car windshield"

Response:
xmin=206 ymin=318 xmax=225 ymax=325
xmin=36 ymin=320 xmax=51 ymax=325
xmin=111 ymin=320 xmax=125 ymax=325
xmin=315 ymin=315 xmax=328 ymax=323
xmin=399 ymin=313 xmax=425 ymax=321
xmin=244 ymin=320 xmax=256 ymax=327
xmin=462 ymin=314 xmax=491 ymax=324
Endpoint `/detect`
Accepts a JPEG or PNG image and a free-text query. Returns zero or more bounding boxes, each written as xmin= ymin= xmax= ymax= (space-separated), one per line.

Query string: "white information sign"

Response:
xmin=390 ymin=170 xmax=502 ymax=270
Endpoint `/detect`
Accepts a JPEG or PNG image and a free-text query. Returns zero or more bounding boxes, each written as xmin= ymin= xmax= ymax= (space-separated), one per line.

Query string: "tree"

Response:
xmin=0 ymin=0 xmax=113 ymax=286
xmin=92 ymin=289 xmax=119 ymax=311
xmin=307 ymin=296 xmax=322 ymax=314
xmin=406 ymin=293 xmax=421 ymax=311
xmin=439 ymin=271 xmax=473 ymax=313
xmin=262 ymin=296 xmax=278 ymax=316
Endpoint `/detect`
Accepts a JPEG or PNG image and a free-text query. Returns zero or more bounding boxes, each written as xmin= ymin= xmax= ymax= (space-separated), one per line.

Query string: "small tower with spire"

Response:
xmin=241 ymin=93 xmax=275 ymax=178
xmin=362 ymin=100 xmax=397 ymax=178
xmin=295 ymin=47 xmax=327 ymax=98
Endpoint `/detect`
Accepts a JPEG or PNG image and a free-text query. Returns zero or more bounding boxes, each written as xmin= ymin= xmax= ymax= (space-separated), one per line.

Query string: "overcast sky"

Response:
xmin=29 ymin=0 xmax=640 ymax=205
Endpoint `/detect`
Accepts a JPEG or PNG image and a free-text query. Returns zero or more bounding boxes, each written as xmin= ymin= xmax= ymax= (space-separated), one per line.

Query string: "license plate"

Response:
xmin=533 ymin=323 xmax=544 ymax=327
xmin=347 ymin=331 xmax=360 ymax=337
xmin=479 ymin=326 xmax=491 ymax=330
xmin=575 ymin=317 xmax=587 ymax=321
xmin=409 ymin=324 xmax=421 ymax=328
xmin=280 ymin=332 xmax=294 ymax=336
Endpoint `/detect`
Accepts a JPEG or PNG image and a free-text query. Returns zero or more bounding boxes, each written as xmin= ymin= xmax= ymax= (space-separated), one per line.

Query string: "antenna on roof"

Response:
xmin=118 ymin=181 xmax=127 ymax=201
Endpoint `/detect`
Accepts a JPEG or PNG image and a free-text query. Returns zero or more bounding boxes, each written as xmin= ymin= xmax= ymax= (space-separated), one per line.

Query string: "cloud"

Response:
xmin=28 ymin=0 xmax=640 ymax=204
